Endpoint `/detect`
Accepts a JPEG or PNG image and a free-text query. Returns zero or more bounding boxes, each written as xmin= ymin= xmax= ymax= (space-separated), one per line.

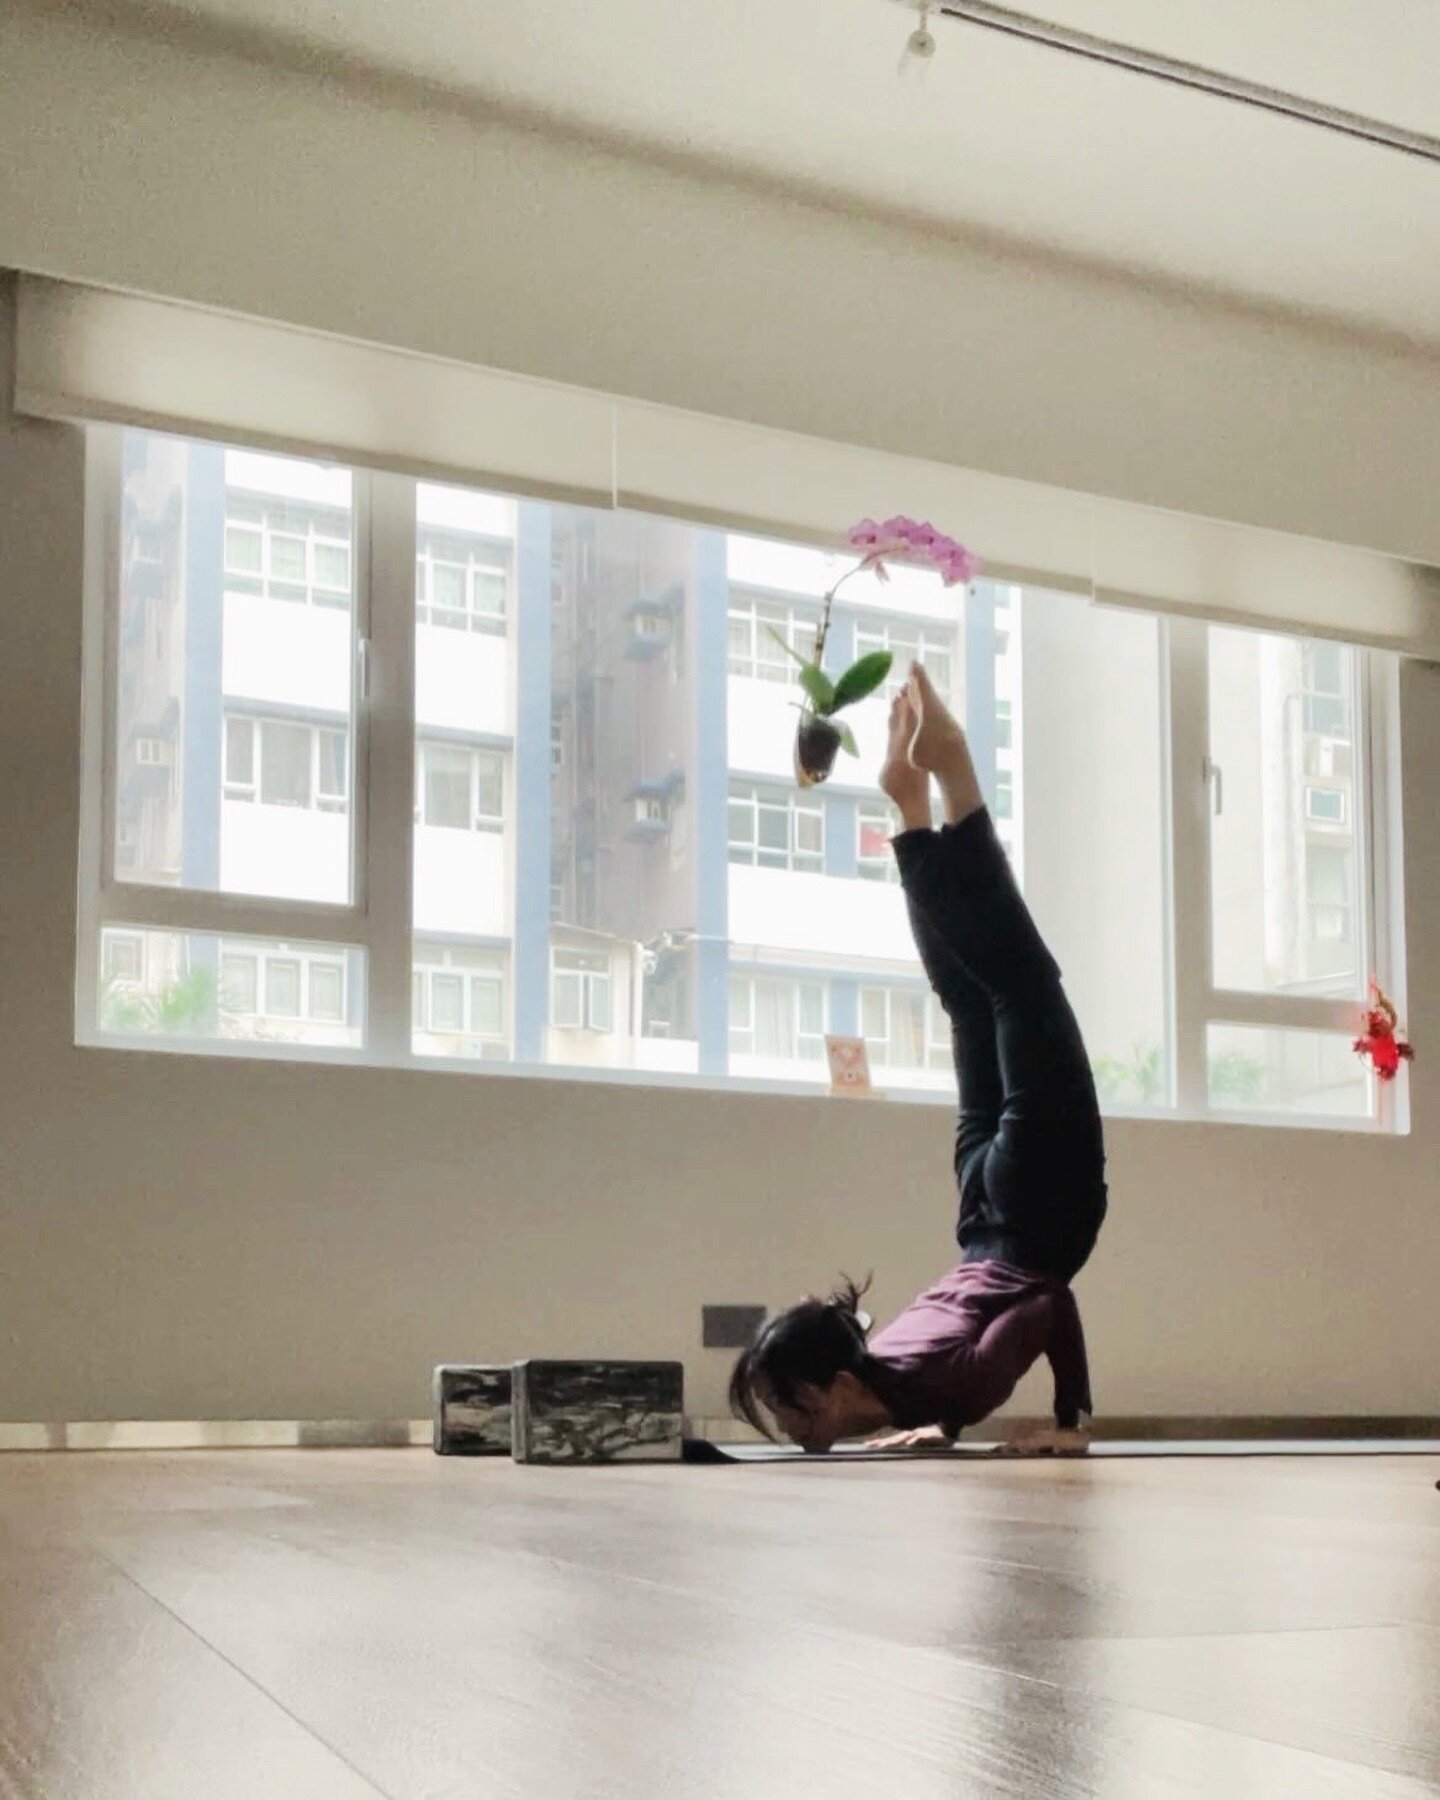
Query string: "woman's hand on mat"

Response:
xmin=864 ymin=1425 xmax=954 ymax=1452
xmin=992 ymin=1424 xmax=1092 ymax=1457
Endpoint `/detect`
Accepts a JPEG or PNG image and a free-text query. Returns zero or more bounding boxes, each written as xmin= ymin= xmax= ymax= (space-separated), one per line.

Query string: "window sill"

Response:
xmin=74 ymin=1029 xmax=1406 ymax=1135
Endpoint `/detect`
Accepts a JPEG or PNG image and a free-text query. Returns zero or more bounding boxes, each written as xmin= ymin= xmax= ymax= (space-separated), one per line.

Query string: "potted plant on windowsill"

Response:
xmin=775 ymin=517 xmax=982 ymax=787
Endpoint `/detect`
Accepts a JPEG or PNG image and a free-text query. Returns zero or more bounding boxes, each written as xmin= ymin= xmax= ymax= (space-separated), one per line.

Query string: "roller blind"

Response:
xmin=17 ymin=274 xmax=1440 ymax=655
xmin=14 ymin=277 xmax=617 ymax=508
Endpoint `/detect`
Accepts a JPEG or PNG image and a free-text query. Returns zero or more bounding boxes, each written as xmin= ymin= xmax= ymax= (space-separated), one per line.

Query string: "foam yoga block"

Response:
xmin=432 ymin=1364 xmax=513 ymax=1456
xmin=511 ymin=1360 xmax=685 ymax=1464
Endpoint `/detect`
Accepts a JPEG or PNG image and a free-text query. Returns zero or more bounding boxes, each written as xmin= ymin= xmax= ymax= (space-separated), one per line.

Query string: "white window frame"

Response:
xmin=412 ymin=946 xmax=508 ymax=1044
xmin=727 ymin=781 xmax=824 ymax=873
xmin=726 ymin=590 xmax=820 ymax=682
xmin=416 ymin=740 xmax=506 ymax=834
xmin=224 ymin=494 xmax=353 ymax=609
xmin=415 ymin=534 xmax=509 ymax=636
xmin=860 ymin=985 xmax=953 ymax=1072
xmin=77 ymin=427 xmax=1404 ymax=1131
xmin=551 ymin=948 xmax=613 ymax=1033
xmin=728 ymin=974 xmax=828 ymax=1063
xmin=1165 ymin=618 xmax=1398 ymax=1132
xmin=222 ymin=712 xmax=349 ymax=814
xmin=79 ymin=429 xmax=415 ymax=1064
xmin=218 ymin=941 xmax=350 ymax=1027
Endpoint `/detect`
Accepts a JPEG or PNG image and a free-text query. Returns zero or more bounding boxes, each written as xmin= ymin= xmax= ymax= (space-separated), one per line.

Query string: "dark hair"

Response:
xmin=728 ymin=1274 xmax=874 ymax=1440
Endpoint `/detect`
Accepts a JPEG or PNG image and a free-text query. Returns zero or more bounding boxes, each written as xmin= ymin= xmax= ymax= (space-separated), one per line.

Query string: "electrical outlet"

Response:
xmin=702 ymin=1305 xmax=767 ymax=1349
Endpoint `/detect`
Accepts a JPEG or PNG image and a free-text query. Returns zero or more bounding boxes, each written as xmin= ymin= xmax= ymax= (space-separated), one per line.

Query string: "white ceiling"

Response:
xmin=91 ymin=0 xmax=1440 ymax=344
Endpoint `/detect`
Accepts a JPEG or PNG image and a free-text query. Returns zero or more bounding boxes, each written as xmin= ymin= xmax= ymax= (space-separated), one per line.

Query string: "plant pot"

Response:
xmin=794 ymin=715 xmax=843 ymax=788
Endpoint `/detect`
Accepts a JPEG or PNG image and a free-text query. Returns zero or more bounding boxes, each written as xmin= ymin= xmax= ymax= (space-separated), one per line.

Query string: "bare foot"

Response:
xmin=906 ymin=663 xmax=983 ymax=825
xmin=879 ymin=692 xmax=931 ymax=830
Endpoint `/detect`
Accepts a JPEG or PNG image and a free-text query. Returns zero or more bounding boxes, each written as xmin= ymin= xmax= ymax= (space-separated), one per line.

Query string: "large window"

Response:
xmin=81 ymin=428 xmax=1403 ymax=1130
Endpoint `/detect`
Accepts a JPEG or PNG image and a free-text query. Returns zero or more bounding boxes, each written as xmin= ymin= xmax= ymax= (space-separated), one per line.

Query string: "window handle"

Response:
xmin=1203 ymin=755 xmax=1223 ymax=817
xmin=357 ymin=637 xmax=373 ymax=702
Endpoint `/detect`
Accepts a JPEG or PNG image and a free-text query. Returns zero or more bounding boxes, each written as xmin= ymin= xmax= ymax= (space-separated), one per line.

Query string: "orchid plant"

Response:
xmin=773 ymin=516 xmax=983 ymax=786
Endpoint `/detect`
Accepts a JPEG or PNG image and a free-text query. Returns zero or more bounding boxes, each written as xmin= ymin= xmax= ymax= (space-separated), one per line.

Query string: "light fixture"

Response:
xmin=895 ymin=1 xmax=938 ymax=79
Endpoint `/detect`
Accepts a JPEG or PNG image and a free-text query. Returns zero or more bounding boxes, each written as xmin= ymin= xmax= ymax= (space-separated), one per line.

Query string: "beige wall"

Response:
xmin=0 ymin=6 xmax=1438 ymax=1426
xmin=3 ymin=2 xmax=1440 ymax=568
xmin=1 ymin=276 xmax=1437 ymax=1423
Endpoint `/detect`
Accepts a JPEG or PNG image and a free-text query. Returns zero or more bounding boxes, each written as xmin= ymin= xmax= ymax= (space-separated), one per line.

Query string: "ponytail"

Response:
xmin=728 ymin=1273 xmax=875 ymax=1440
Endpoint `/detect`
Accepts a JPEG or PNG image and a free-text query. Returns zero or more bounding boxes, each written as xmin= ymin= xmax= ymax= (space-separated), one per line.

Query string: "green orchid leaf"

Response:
xmin=798 ymin=662 xmax=837 ymax=714
xmin=830 ymin=650 xmax=893 ymax=712
xmin=837 ymin=722 xmax=859 ymax=757
xmin=763 ymin=623 xmax=816 ymax=671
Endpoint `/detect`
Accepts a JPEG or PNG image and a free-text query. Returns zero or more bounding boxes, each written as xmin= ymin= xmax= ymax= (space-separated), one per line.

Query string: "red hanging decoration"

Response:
xmin=1354 ymin=979 xmax=1414 ymax=1082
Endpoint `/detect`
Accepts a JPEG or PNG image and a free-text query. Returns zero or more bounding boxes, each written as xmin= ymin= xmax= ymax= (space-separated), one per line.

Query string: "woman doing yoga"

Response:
xmin=730 ymin=663 xmax=1109 ymax=1455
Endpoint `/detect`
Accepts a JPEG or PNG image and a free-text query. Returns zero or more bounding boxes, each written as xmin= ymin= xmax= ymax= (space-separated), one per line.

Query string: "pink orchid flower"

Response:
xmin=846 ymin=515 xmax=981 ymax=587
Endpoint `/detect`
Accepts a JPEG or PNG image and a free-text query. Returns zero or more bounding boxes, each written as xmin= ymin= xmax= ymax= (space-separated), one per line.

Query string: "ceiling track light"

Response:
xmin=888 ymin=0 xmax=1440 ymax=165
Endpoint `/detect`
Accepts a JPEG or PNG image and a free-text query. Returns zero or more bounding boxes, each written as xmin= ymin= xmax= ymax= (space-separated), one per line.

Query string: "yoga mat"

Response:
xmin=682 ymin=1437 xmax=1440 ymax=1464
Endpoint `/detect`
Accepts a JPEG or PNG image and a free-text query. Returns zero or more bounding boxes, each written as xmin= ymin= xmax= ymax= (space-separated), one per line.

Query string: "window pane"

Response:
xmin=313 ymin=543 xmax=349 ymax=590
xmin=220 ymin=951 xmax=257 ymax=1013
xmin=432 ymin=563 xmax=467 ymax=613
xmin=1018 ymin=589 xmax=1170 ymax=1109
xmin=430 ymin=972 xmax=464 ymax=1031
xmin=475 ymin=752 xmax=504 ymax=823
xmin=102 ymin=931 xmax=144 ymax=983
xmin=1209 ymin=627 xmax=1364 ymax=997
xmin=224 ymin=716 xmax=254 ymax=788
xmin=424 ymin=745 xmax=473 ymax=829
xmin=893 ymin=993 xmax=927 ymax=1066
xmin=552 ymin=969 xmax=583 ymax=1029
xmin=96 ymin=929 xmax=363 ymax=1048
xmin=308 ymin=960 xmax=344 ymax=1023
xmin=589 ymin=970 xmax=613 ymax=1033
xmin=115 ymin=432 xmax=355 ymax=902
xmin=470 ymin=975 xmax=503 ymax=1037
xmin=412 ymin=489 xmax=514 ymax=980
xmin=757 ymin=807 xmax=788 ymax=853
xmin=754 ymin=982 xmax=794 ymax=1058
xmin=225 ymin=526 xmax=261 ymax=575
xmin=474 ymin=569 xmax=506 ymax=619
xmin=860 ymin=988 xmax=887 ymax=1042
xmin=259 ymin=721 xmax=312 ymax=808
xmin=1206 ymin=1024 xmax=1372 ymax=1119
xmin=317 ymin=729 xmax=347 ymax=804
xmin=265 ymin=958 xmax=301 ymax=1017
